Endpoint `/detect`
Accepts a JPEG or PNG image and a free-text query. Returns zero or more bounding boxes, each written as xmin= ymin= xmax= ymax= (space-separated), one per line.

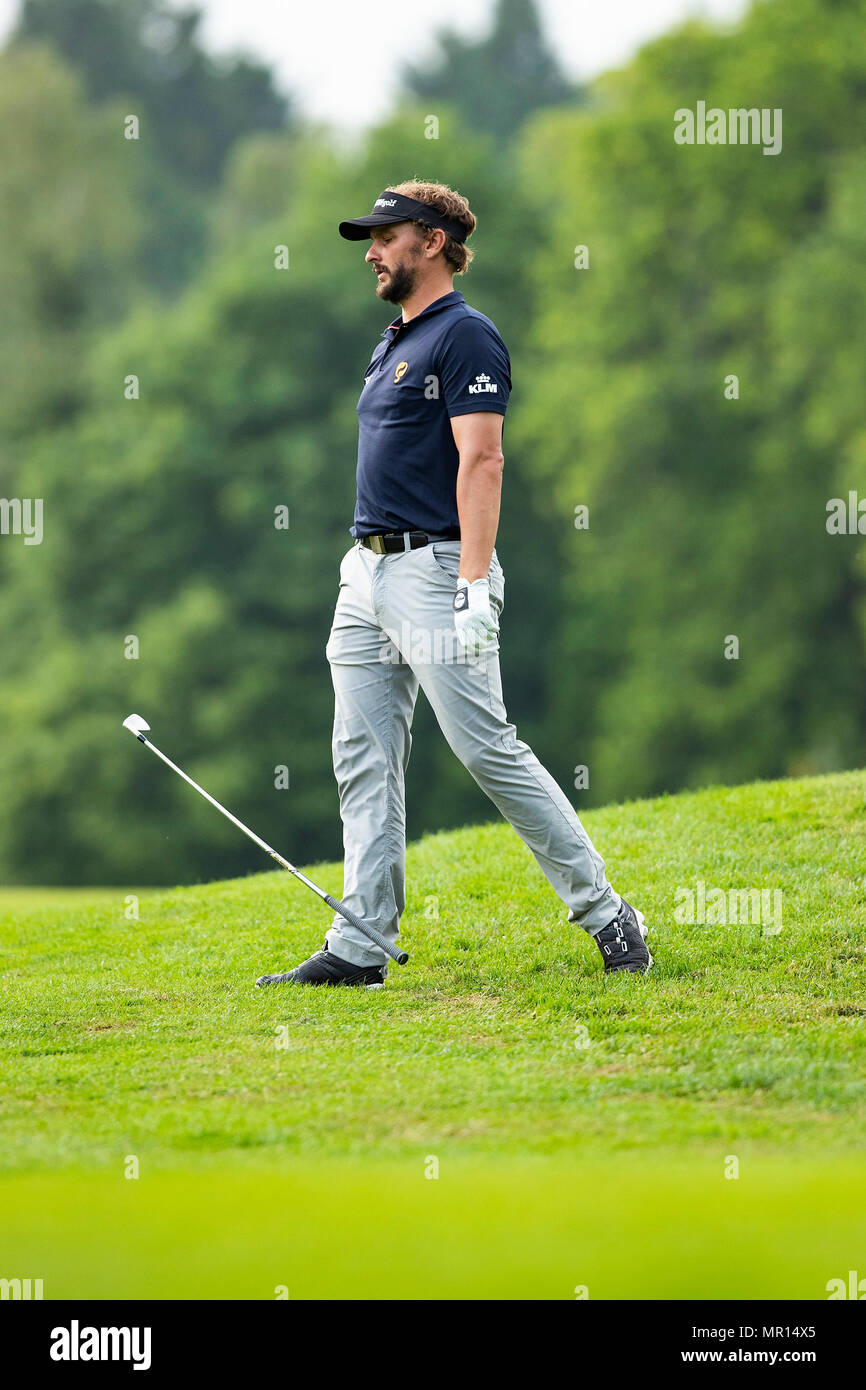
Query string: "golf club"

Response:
xmin=122 ymin=713 xmax=409 ymax=965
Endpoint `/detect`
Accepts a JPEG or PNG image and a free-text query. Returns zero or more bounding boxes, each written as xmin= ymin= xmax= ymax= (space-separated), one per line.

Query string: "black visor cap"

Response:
xmin=339 ymin=190 xmax=468 ymax=243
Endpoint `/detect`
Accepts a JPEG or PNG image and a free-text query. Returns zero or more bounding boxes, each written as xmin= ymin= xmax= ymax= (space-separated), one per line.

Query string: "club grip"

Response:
xmin=323 ymin=894 xmax=408 ymax=965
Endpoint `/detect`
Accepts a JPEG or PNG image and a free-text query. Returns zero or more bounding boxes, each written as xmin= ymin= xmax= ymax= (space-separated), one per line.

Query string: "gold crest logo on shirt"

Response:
xmin=394 ymin=361 xmax=409 ymax=383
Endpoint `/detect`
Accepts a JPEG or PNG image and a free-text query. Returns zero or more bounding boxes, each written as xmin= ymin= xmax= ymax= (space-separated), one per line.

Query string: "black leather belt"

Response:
xmin=360 ymin=530 xmax=458 ymax=554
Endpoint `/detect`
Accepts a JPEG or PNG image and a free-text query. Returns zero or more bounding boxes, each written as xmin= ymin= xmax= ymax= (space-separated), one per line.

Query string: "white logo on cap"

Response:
xmin=375 ymin=198 xmax=397 ymax=208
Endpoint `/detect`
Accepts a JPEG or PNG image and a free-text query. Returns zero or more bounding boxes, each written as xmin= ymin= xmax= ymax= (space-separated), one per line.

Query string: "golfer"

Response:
xmin=256 ymin=181 xmax=652 ymax=987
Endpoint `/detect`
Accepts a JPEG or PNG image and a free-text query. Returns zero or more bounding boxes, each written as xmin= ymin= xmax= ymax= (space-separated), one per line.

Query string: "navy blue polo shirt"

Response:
xmin=350 ymin=290 xmax=511 ymax=538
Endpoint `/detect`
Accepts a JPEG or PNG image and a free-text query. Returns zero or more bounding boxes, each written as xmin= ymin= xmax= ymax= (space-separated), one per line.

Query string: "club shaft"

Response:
xmin=135 ymin=735 xmax=407 ymax=964
xmin=140 ymin=736 xmax=301 ymax=868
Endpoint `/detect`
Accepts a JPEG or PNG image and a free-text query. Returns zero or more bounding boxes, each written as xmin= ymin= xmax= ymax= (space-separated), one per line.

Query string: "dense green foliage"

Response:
xmin=13 ymin=0 xmax=291 ymax=290
xmin=0 ymin=0 xmax=864 ymax=884
xmin=515 ymin=0 xmax=866 ymax=802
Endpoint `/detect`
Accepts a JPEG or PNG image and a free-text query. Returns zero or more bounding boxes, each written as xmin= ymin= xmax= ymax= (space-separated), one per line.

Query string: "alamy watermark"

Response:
xmin=674 ymin=102 xmax=782 ymax=156
xmin=674 ymin=881 xmax=783 ymax=935
xmin=0 ymin=497 xmax=42 ymax=545
xmin=50 ymin=1321 xmax=152 ymax=1370
xmin=1 ymin=1276 xmax=43 ymax=1299
xmin=826 ymin=1270 xmax=866 ymax=1300
xmin=826 ymin=491 xmax=866 ymax=534
xmin=379 ymin=620 xmax=491 ymax=666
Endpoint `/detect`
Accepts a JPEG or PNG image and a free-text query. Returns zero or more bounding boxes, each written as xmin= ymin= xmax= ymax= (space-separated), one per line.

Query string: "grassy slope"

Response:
xmin=0 ymin=771 xmax=864 ymax=1297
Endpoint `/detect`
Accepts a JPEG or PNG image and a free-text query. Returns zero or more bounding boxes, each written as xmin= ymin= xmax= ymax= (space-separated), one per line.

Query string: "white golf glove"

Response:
xmin=453 ymin=577 xmax=498 ymax=654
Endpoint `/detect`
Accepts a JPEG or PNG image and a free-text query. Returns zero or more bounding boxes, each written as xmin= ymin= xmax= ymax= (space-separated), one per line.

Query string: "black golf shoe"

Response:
xmin=593 ymin=898 xmax=653 ymax=975
xmin=255 ymin=941 xmax=387 ymax=989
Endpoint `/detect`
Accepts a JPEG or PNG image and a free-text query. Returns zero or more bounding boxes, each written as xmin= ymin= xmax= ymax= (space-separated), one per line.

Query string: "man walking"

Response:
xmin=256 ymin=181 xmax=652 ymax=988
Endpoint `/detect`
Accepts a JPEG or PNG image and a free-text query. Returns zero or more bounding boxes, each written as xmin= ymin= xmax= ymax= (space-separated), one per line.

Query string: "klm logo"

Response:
xmin=1 ymin=1277 xmax=44 ymax=1299
xmin=468 ymin=373 xmax=498 ymax=395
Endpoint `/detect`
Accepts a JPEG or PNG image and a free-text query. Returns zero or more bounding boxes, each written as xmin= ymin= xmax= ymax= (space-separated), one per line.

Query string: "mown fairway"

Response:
xmin=1 ymin=772 xmax=864 ymax=1298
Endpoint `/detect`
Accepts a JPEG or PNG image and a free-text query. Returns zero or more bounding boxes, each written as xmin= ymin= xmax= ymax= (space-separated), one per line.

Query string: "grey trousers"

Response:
xmin=324 ymin=538 xmax=620 ymax=966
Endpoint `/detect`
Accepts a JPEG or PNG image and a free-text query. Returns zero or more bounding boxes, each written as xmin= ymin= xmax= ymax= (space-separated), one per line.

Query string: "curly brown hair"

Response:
xmin=389 ymin=179 xmax=476 ymax=274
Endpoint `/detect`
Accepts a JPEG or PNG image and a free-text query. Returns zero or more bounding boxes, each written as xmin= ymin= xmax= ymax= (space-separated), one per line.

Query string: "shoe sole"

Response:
xmin=634 ymin=907 xmax=654 ymax=972
xmin=255 ymin=976 xmax=386 ymax=989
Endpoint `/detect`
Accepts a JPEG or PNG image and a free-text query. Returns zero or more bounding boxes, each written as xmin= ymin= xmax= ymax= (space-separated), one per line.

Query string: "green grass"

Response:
xmin=1 ymin=770 xmax=864 ymax=1297
xmin=2 ymin=1158 xmax=863 ymax=1300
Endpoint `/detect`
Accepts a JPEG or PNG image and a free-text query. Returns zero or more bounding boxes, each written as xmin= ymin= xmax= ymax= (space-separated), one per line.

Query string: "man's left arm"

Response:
xmin=438 ymin=316 xmax=511 ymax=653
xmin=451 ymin=411 xmax=504 ymax=582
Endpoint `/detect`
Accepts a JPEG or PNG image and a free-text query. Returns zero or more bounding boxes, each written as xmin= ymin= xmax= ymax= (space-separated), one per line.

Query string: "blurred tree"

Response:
xmin=402 ymin=0 xmax=578 ymax=144
xmin=210 ymin=131 xmax=302 ymax=250
xmin=0 ymin=44 xmax=139 ymax=444
xmin=13 ymin=0 xmax=290 ymax=185
xmin=11 ymin=0 xmax=293 ymax=290
xmin=513 ymin=0 xmax=866 ymax=804
xmin=760 ymin=151 xmax=866 ymax=775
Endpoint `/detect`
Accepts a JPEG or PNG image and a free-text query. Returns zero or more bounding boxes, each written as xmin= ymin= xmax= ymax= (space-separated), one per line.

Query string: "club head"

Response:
xmin=122 ymin=713 xmax=150 ymax=738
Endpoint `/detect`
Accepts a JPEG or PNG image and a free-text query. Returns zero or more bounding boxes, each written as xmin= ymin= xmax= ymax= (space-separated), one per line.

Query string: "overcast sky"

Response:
xmin=0 ymin=0 xmax=750 ymax=130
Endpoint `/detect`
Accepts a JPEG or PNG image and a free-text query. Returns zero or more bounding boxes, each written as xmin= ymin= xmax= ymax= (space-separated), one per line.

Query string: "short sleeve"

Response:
xmin=437 ymin=315 xmax=511 ymax=417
